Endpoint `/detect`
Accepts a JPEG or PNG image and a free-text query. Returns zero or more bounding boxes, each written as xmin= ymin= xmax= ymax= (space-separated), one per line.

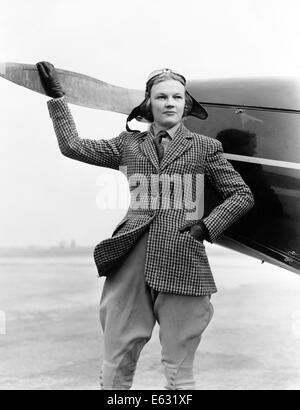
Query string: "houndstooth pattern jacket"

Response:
xmin=47 ymin=97 xmax=255 ymax=296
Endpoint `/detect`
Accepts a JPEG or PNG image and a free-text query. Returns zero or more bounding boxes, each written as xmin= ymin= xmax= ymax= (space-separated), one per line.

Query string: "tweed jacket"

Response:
xmin=47 ymin=97 xmax=255 ymax=296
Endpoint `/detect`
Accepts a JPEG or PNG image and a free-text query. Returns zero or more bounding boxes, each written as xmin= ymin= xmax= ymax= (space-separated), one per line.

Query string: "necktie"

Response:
xmin=153 ymin=131 xmax=170 ymax=164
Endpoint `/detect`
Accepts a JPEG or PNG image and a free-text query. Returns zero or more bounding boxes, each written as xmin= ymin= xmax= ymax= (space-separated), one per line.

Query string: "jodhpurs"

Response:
xmin=99 ymin=228 xmax=214 ymax=390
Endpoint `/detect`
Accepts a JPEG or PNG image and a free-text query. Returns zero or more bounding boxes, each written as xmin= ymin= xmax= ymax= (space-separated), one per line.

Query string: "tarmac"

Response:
xmin=0 ymin=244 xmax=300 ymax=390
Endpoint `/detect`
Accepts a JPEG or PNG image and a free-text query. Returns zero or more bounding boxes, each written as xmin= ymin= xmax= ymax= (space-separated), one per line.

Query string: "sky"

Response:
xmin=0 ymin=0 xmax=300 ymax=247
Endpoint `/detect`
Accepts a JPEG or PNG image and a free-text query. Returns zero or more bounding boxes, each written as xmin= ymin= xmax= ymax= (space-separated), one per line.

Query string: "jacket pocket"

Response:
xmin=187 ymin=231 xmax=205 ymax=246
xmin=178 ymin=228 xmax=205 ymax=247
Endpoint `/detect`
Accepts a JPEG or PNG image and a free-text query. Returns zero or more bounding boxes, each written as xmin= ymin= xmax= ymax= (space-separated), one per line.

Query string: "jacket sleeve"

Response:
xmin=47 ymin=97 xmax=127 ymax=170
xmin=202 ymin=139 xmax=255 ymax=243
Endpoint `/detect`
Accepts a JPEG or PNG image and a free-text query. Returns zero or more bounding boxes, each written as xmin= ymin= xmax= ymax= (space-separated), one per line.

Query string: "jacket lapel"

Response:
xmin=140 ymin=132 xmax=160 ymax=170
xmin=160 ymin=123 xmax=193 ymax=171
xmin=140 ymin=123 xmax=194 ymax=171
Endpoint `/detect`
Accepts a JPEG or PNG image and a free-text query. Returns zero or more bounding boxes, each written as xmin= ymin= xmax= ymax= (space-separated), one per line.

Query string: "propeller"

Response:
xmin=0 ymin=62 xmax=144 ymax=115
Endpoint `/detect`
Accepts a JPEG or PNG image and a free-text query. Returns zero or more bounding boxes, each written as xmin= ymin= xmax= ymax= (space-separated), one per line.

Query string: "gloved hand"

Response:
xmin=36 ymin=61 xmax=65 ymax=98
xmin=179 ymin=221 xmax=210 ymax=242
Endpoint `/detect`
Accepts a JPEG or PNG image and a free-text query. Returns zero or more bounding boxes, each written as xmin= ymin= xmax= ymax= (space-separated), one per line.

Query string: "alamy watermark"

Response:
xmin=96 ymin=166 xmax=205 ymax=220
xmin=0 ymin=310 xmax=6 ymax=335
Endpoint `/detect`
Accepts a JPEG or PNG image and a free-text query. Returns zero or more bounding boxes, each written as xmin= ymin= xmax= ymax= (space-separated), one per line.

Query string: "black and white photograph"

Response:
xmin=0 ymin=0 xmax=300 ymax=394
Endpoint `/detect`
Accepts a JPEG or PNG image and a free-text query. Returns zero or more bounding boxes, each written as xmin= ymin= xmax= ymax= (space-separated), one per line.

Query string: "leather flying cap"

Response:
xmin=126 ymin=68 xmax=208 ymax=132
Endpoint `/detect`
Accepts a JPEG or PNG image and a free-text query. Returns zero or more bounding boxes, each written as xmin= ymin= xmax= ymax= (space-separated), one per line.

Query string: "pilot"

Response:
xmin=36 ymin=62 xmax=255 ymax=390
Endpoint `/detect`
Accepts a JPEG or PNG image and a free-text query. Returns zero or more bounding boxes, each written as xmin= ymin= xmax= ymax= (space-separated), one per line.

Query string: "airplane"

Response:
xmin=0 ymin=62 xmax=299 ymax=275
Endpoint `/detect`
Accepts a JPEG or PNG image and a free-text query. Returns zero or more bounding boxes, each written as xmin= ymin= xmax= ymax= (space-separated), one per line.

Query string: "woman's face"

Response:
xmin=150 ymin=80 xmax=185 ymax=129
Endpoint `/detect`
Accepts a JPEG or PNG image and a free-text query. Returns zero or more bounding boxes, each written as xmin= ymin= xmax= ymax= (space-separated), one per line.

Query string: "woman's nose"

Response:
xmin=165 ymin=98 xmax=175 ymax=107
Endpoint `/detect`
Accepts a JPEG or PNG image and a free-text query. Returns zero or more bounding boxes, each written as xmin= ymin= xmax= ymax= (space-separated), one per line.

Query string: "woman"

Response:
xmin=37 ymin=62 xmax=255 ymax=390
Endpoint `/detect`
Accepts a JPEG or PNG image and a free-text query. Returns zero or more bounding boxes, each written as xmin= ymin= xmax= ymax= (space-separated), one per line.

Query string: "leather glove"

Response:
xmin=179 ymin=221 xmax=210 ymax=242
xmin=36 ymin=61 xmax=65 ymax=98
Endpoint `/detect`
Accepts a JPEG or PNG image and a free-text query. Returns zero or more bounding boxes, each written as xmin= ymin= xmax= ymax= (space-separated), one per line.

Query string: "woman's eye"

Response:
xmin=156 ymin=95 xmax=182 ymax=100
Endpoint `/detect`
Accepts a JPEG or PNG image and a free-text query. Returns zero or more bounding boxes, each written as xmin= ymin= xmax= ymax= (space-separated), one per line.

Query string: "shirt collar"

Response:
xmin=150 ymin=122 xmax=182 ymax=139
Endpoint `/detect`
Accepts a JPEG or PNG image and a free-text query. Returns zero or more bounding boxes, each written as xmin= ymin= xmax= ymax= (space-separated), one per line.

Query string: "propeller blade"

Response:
xmin=0 ymin=62 xmax=144 ymax=115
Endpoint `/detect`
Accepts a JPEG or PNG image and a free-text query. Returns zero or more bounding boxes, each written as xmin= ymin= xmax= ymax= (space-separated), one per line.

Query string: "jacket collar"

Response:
xmin=140 ymin=122 xmax=194 ymax=171
xmin=149 ymin=122 xmax=181 ymax=140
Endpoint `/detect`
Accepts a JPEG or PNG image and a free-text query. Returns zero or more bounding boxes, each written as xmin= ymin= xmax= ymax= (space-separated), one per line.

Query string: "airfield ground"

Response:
xmin=1 ymin=244 xmax=300 ymax=390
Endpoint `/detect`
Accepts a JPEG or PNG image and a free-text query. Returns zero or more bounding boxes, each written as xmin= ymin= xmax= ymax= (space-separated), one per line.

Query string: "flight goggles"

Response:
xmin=146 ymin=68 xmax=187 ymax=85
